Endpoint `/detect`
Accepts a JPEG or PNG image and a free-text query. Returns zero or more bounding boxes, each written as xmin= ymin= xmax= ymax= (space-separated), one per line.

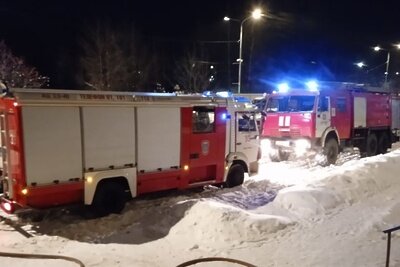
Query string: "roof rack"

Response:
xmin=318 ymin=81 xmax=366 ymax=91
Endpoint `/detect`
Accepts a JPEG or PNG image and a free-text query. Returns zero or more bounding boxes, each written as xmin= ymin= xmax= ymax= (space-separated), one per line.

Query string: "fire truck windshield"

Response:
xmin=266 ymin=95 xmax=315 ymax=112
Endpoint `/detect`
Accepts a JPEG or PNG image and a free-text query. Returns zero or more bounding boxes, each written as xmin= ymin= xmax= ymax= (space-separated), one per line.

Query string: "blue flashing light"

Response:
xmin=277 ymin=83 xmax=289 ymax=93
xmin=234 ymin=96 xmax=251 ymax=103
xmin=202 ymin=91 xmax=233 ymax=98
xmin=306 ymin=80 xmax=318 ymax=91
xmin=216 ymin=91 xmax=232 ymax=98
xmin=221 ymin=113 xmax=231 ymax=120
xmin=202 ymin=91 xmax=212 ymax=97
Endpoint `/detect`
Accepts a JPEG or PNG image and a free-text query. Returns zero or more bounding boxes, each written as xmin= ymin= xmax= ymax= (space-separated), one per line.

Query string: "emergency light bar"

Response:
xmin=277 ymin=83 xmax=289 ymax=93
xmin=276 ymin=80 xmax=319 ymax=93
xmin=305 ymin=80 xmax=318 ymax=91
xmin=202 ymin=91 xmax=233 ymax=98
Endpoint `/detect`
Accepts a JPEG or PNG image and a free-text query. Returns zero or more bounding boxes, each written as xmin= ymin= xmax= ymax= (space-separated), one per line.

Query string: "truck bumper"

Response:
xmin=262 ymin=138 xmax=314 ymax=157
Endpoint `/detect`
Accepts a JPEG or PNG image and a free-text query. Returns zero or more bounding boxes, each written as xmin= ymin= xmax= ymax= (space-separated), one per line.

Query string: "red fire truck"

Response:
xmin=261 ymin=82 xmax=400 ymax=165
xmin=0 ymin=89 xmax=260 ymax=215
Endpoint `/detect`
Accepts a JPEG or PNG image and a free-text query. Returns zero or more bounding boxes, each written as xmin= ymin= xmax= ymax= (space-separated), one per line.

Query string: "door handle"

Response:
xmin=190 ymin=153 xmax=199 ymax=159
xmin=236 ymin=142 xmax=242 ymax=145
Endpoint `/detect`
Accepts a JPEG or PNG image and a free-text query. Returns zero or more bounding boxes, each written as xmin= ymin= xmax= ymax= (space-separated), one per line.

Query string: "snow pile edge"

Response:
xmin=273 ymin=151 xmax=400 ymax=219
xmin=169 ymin=200 xmax=293 ymax=245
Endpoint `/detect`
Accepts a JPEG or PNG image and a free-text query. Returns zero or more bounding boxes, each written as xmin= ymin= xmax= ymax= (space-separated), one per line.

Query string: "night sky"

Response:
xmin=1 ymin=0 xmax=400 ymax=92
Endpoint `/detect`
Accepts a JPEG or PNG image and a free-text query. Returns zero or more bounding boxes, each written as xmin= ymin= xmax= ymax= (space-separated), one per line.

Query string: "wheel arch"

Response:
xmin=84 ymin=167 xmax=137 ymax=205
xmin=321 ymin=128 xmax=339 ymax=147
xmin=223 ymin=152 xmax=249 ymax=183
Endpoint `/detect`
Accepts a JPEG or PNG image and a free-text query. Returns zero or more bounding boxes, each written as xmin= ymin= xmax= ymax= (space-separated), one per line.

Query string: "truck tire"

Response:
xmin=278 ymin=149 xmax=290 ymax=161
xmin=225 ymin=164 xmax=245 ymax=188
xmin=323 ymin=138 xmax=339 ymax=166
xmin=269 ymin=149 xmax=290 ymax=162
xmin=378 ymin=133 xmax=389 ymax=154
xmin=92 ymin=182 xmax=126 ymax=217
xmin=366 ymin=132 xmax=378 ymax=156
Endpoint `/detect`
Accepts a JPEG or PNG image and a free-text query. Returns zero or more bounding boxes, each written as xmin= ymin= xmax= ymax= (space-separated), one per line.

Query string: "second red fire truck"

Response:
xmin=261 ymin=81 xmax=400 ymax=165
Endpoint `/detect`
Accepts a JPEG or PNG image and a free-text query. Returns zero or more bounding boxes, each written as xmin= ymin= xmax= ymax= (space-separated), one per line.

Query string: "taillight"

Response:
xmin=2 ymin=202 xmax=12 ymax=212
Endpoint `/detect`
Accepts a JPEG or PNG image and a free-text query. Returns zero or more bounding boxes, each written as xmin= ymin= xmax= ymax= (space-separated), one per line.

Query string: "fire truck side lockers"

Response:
xmin=261 ymin=84 xmax=398 ymax=165
xmin=0 ymin=89 xmax=260 ymax=214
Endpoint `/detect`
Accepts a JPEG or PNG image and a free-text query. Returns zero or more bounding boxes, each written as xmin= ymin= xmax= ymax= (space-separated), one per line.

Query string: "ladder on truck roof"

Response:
xmin=5 ymin=88 xmax=254 ymax=108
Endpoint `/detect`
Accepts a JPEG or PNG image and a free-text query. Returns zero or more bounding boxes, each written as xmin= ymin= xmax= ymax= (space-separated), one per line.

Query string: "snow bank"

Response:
xmin=264 ymin=150 xmax=400 ymax=220
xmin=321 ymin=152 xmax=400 ymax=204
xmin=273 ymin=186 xmax=341 ymax=217
xmin=3 ymin=149 xmax=400 ymax=267
xmin=169 ymin=200 xmax=293 ymax=246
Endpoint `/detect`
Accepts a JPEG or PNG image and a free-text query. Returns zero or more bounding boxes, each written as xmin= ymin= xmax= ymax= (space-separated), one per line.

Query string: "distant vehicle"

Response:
xmin=261 ymin=81 xmax=400 ymax=165
xmin=0 ymin=89 xmax=260 ymax=215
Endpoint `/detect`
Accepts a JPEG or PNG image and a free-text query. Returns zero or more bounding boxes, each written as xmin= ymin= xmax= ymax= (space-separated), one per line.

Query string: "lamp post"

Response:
xmin=373 ymin=46 xmax=390 ymax=84
xmin=373 ymin=44 xmax=400 ymax=85
xmin=224 ymin=8 xmax=264 ymax=94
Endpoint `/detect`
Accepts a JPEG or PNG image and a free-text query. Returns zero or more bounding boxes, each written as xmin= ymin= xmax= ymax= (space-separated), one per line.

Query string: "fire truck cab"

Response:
xmin=0 ymin=89 xmax=260 ymax=215
xmin=261 ymin=82 xmax=398 ymax=165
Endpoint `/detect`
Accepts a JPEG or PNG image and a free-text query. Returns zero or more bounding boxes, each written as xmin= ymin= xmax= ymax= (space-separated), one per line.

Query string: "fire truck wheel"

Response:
xmin=92 ymin=182 xmax=126 ymax=216
xmin=269 ymin=149 xmax=289 ymax=162
xmin=323 ymin=138 xmax=339 ymax=166
xmin=278 ymin=149 xmax=290 ymax=161
xmin=226 ymin=164 xmax=245 ymax=188
xmin=378 ymin=133 xmax=389 ymax=154
xmin=366 ymin=133 xmax=378 ymax=156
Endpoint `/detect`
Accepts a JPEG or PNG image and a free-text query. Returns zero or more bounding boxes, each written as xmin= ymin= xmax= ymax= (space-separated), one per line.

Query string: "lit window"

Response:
xmin=192 ymin=107 xmax=215 ymax=133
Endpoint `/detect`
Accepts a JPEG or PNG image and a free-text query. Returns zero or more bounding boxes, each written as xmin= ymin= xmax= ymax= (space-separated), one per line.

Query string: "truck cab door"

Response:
xmin=315 ymin=96 xmax=331 ymax=138
xmin=235 ymin=112 xmax=259 ymax=163
xmin=182 ymin=106 xmax=226 ymax=185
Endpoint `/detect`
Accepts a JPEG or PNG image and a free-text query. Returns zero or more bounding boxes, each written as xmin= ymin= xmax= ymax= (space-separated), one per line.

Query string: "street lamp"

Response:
xmin=373 ymin=44 xmax=400 ymax=85
xmin=356 ymin=62 xmax=366 ymax=68
xmin=224 ymin=8 xmax=265 ymax=94
xmin=373 ymin=46 xmax=391 ymax=84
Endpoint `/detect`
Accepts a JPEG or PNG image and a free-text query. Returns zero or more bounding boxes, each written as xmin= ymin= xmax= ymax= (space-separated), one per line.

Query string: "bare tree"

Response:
xmin=79 ymin=22 xmax=151 ymax=91
xmin=174 ymin=48 xmax=211 ymax=93
xmin=0 ymin=41 xmax=49 ymax=88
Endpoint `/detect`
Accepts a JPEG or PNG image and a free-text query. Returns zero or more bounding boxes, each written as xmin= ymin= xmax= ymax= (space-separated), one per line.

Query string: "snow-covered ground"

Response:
xmin=1 ymin=147 xmax=400 ymax=267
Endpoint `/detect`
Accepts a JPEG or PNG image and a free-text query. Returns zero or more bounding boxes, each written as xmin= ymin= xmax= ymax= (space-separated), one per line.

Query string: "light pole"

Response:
xmin=373 ymin=44 xmax=400 ymax=85
xmin=224 ymin=8 xmax=264 ymax=94
xmin=373 ymin=46 xmax=390 ymax=84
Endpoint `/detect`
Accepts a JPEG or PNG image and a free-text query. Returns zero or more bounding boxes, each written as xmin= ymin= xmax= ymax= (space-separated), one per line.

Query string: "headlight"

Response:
xmin=295 ymin=139 xmax=311 ymax=150
xmin=302 ymin=113 xmax=312 ymax=120
xmin=261 ymin=139 xmax=272 ymax=156
xmin=261 ymin=139 xmax=271 ymax=148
